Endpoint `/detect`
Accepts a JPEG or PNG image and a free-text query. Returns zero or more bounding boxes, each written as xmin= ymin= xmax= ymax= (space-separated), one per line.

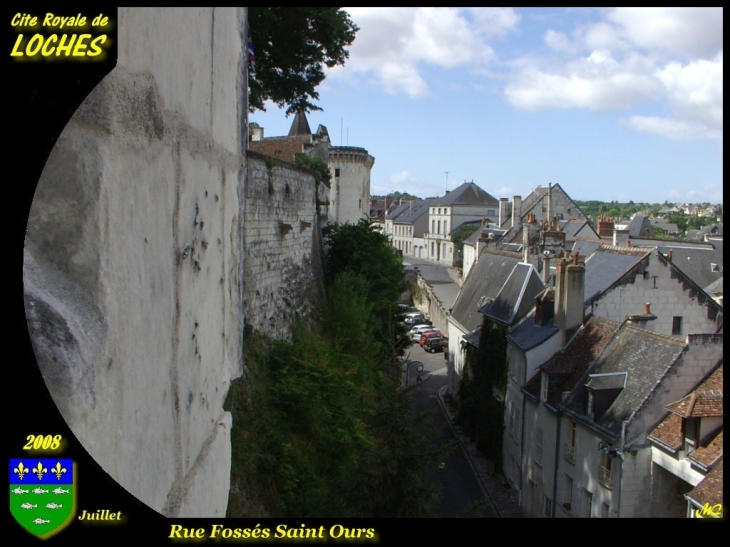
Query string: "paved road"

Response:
xmin=403 ymin=257 xmax=461 ymax=311
xmin=405 ymin=344 xmax=497 ymax=518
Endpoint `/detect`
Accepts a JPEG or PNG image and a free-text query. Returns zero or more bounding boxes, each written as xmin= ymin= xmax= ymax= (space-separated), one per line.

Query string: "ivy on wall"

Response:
xmin=455 ymin=317 xmax=508 ymax=471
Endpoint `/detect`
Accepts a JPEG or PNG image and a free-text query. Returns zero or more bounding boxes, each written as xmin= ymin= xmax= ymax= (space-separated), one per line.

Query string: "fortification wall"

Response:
xmin=244 ymin=151 xmax=323 ymax=339
xmin=22 ymin=7 xmax=247 ymax=517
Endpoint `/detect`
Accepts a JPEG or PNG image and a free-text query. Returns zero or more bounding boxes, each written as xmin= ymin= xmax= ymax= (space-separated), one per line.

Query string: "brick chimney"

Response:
xmin=597 ymin=215 xmax=615 ymax=238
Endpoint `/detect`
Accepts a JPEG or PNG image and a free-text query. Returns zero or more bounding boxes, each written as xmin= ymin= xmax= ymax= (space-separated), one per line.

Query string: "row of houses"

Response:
xmin=429 ymin=182 xmax=723 ymax=518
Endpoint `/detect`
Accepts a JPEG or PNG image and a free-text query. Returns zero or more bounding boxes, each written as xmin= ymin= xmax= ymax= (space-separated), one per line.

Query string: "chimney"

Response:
xmin=597 ymin=215 xmax=615 ymax=238
xmin=477 ymin=231 xmax=489 ymax=258
xmin=542 ymin=254 xmax=551 ymax=283
xmin=564 ymin=253 xmax=585 ymax=343
xmin=643 ymin=302 xmax=651 ymax=315
xmin=555 ymin=253 xmax=585 ymax=345
xmin=547 ymin=183 xmax=552 ymax=225
xmin=523 ymin=224 xmax=530 ymax=263
xmin=249 ymin=122 xmax=264 ymax=141
xmin=499 ymin=198 xmax=508 ymax=227
xmin=667 ymin=250 xmax=673 ymax=262
xmin=512 ymin=196 xmax=522 ymax=230
xmin=613 ymin=227 xmax=629 ymax=247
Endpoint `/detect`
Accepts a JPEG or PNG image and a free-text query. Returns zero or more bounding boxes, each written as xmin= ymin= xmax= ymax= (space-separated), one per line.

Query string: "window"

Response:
xmin=508 ymin=404 xmax=520 ymax=443
xmin=358 ymin=199 xmax=362 ymax=209
xmin=535 ymin=427 xmax=544 ymax=466
xmin=431 ymin=220 xmax=435 ymax=233
xmin=582 ymin=489 xmax=593 ymax=518
xmin=335 ymin=168 xmax=340 ymax=177
xmin=601 ymin=502 xmax=610 ymax=518
xmin=672 ymin=316 xmax=683 ymax=335
xmin=437 ymin=220 xmax=441 ymax=234
xmin=562 ymin=474 xmax=573 ymax=511
xmin=543 ymin=496 xmax=553 ymax=518
xmin=431 ymin=242 xmax=434 ymax=256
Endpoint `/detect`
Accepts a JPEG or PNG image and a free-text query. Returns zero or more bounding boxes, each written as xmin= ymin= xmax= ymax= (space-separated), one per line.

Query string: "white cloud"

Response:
xmin=505 ymin=64 xmax=662 ymax=111
xmin=340 ymin=8 xmax=517 ymax=98
xmin=607 ymin=8 xmax=723 ymax=59
xmin=655 ymin=52 xmax=723 ymax=131
xmin=627 ymin=116 xmax=721 ymax=141
xmin=544 ymin=30 xmax=576 ymax=54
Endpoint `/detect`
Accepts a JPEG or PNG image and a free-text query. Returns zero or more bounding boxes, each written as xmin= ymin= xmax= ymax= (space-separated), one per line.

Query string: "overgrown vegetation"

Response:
xmin=450 ymin=223 xmax=481 ymax=252
xmin=455 ymin=318 xmax=508 ymax=472
xmin=226 ymin=220 xmax=449 ymax=517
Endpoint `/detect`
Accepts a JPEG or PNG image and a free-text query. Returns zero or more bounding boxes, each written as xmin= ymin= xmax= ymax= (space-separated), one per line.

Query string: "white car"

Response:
xmin=410 ymin=325 xmax=438 ymax=341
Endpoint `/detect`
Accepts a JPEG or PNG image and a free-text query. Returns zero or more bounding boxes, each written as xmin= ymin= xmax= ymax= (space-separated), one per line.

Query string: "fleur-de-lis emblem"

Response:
xmin=52 ymin=462 xmax=67 ymax=480
xmin=33 ymin=462 xmax=48 ymax=480
xmin=14 ymin=462 xmax=29 ymax=480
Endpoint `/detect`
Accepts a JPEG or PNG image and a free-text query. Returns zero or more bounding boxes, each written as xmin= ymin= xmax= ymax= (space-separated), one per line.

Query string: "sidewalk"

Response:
xmin=437 ymin=385 xmax=526 ymax=518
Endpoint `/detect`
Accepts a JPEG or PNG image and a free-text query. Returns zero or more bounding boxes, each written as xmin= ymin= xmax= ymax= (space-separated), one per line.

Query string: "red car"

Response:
xmin=419 ymin=330 xmax=442 ymax=347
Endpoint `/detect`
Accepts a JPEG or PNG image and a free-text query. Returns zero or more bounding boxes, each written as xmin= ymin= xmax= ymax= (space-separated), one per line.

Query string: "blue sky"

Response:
xmin=249 ymin=8 xmax=723 ymax=204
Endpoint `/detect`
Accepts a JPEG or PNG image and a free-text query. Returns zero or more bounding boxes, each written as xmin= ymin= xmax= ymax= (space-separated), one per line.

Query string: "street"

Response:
xmin=404 ymin=337 xmax=497 ymax=518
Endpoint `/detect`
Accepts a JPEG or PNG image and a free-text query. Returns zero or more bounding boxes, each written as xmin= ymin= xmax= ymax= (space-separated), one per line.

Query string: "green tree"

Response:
xmin=451 ymin=223 xmax=481 ymax=253
xmin=248 ymin=7 xmax=359 ymax=114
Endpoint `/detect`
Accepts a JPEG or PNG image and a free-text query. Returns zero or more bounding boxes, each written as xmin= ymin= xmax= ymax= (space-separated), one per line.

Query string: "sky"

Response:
xmin=249 ymin=8 xmax=723 ymax=205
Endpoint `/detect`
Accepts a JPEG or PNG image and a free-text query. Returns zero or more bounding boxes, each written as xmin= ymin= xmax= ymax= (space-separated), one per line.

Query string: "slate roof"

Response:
xmin=685 ymin=461 xmax=723 ymax=509
xmin=394 ymin=200 xmax=433 ymax=226
xmin=524 ymin=315 xmax=620 ymax=406
xmin=450 ymin=250 xmax=521 ymax=332
xmin=506 ymin=312 xmax=559 ymax=352
xmin=288 ymin=111 xmax=312 ymax=136
xmin=432 ymin=182 xmax=498 ymax=207
xmin=479 ymin=263 xmax=545 ymax=327
xmin=627 ymin=214 xmax=654 ymax=238
xmin=705 ymin=276 xmax=723 ymax=295
xmin=464 ymin=224 xmax=506 ymax=247
xmin=557 ymin=219 xmax=597 ymax=241
xmin=583 ymin=245 xmax=651 ymax=306
xmin=560 ymin=323 xmax=687 ymax=440
xmin=386 ymin=202 xmax=412 ymax=221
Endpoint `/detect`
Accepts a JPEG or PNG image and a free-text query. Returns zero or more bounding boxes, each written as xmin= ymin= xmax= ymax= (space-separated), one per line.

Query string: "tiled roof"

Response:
xmin=386 ymin=202 xmax=412 ymax=221
xmin=648 ymin=413 xmax=684 ymax=452
xmin=450 ymin=250 xmax=521 ymax=332
xmin=666 ymin=364 xmax=723 ymax=418
xmin=560 ymin=323 xmax=686 ymax=439
xmin=288 ymin=111 xmax=312 ymax=136
xmin=248 ymin=135 xmax=311 ymax=162
xmin=629 ymin=239 xmax=723 ymax=291
xmin=685 ymin=460 xmax=723 ymax=509
xmin=432 ymin=182 xmax=498 ymax=207
xmin=704 ymin=276 xmax=723 ymax=295
xmin=689 ymin=429 xmax=723 ymax=469
xmin=529 ymin=316 xmax=620 ymax=406
xmin=480 ymin=263 xmax=545 ymax=326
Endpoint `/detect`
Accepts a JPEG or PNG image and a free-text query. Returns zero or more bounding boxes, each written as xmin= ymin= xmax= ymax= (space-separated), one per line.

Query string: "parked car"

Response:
xmin=410 ymin=325 xmax=438 ymax=341
xmin=424 ymin=336 xmax=448 ymax=353
xmin=403 ymin=313 xmax=431 ymax=326
xmin=419 ymin=330 xmax=442 ymax=346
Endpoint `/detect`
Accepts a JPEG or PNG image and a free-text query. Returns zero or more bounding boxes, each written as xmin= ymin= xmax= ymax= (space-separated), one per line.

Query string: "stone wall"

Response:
xmin=244 ymin=151 xmax=324 ymax=340
xmin=23 ymin=7 xmax=247 ymax=517
xmin=328 ymin=146 xmax=374 ymax=225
